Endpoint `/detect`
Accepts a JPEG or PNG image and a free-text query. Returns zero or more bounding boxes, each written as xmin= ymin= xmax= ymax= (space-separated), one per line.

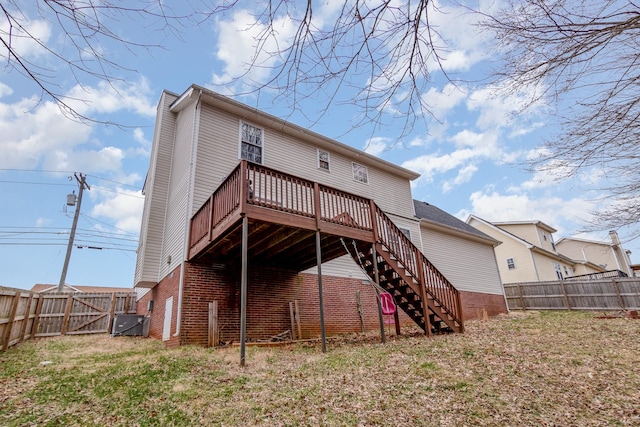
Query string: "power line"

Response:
xmin=0 ymin=169 xmax=143 ymax=191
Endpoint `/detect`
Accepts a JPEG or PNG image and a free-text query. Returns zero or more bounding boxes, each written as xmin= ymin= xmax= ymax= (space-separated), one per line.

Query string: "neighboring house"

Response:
xmin=134 ymin=85 xmax=505 ymax=348
xmin=556 ymin=231 xmax=634 ymax=277
xmin=413 ymin=201 xmax=506 ymax=317
xmin=466 ymin=216 xmax=606 ymax=284
xmin=31 ymin=284 xmax=135 ymax=294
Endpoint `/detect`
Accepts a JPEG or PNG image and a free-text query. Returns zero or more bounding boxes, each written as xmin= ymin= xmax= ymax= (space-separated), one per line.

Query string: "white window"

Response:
xmin=240 ymin=122 xmax=263 ymax=164
xmin=352 ymin=162 xmax=368 ymax=184
xmin=318 ymin=149 xmax=330 ymax=171
xmin=553 ymin=262 xmax=563 ymax=280
xmin=506 ymin=258 xmax=516 ymax=270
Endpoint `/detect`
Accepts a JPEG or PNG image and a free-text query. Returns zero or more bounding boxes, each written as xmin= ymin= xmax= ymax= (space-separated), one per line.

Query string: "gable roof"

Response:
xmin=467 ymin=215 xmax=576 ymax=264
xmin=491 ymin=219 xmax=557 ymax=234
xmin=413 ymin=201 xmax=499 ymax=245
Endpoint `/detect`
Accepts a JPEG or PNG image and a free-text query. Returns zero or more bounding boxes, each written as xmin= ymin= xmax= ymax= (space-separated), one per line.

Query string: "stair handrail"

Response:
xmin=373 ymin=205 xmax=463 ymax=328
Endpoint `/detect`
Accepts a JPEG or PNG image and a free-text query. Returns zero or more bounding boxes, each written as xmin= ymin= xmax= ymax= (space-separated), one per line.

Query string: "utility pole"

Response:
xmin=57 ymin=173 xmax=90 ymax=293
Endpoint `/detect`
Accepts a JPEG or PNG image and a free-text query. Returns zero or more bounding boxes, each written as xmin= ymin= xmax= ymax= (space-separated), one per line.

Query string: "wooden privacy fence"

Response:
xmin=504 ymin=278 xmax=640 ymax=311
xmin=0 ymin=288 xmax=137 ymax=351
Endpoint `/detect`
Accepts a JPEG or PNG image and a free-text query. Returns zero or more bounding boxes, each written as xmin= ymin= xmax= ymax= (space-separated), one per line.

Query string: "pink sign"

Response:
xmin=379 ymin=292 xmax=396 ymax=315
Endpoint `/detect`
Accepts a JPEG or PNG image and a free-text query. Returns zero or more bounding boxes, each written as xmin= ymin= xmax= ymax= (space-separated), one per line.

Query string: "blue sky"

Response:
xmin=1 ymin=1 xmax=637 ymax=290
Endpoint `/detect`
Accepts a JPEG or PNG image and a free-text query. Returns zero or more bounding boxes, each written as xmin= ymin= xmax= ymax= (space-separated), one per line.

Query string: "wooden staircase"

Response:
xmin=348 ymin=206 xmax=464 ymax=334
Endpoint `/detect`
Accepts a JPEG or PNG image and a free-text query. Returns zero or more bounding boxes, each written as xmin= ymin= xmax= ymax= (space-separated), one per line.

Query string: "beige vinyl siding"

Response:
xmin=420 ymin=226 xmax=503 ymax=295
xmin=531 ymin=252 xmax=569 ymax=281
xmin=158 ymin=103 xmax=196 ymax=278
xmin=498 ymin=224 xmax=540 ymax=246
xmin=301 ymin=215 xmax=420 ymax=279
xmin=468 ymin=219 xmax=540 ymax=284
xmin=557 ymin=240 xmax=617 ymax=270
xmin=192 ymin=105 xmax=243 ymax=210
xmin=191 ymin=106 xmax=416 ymax=219
xmin=302 ymin=256 xmax=368 ymax=279
xmin=135 ymin=92 xmax=178 ymax=287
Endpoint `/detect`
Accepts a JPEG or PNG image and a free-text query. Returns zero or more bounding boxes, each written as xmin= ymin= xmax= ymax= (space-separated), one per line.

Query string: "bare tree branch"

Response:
xmin=0 ymin=0 xmax=224 ymax=125
xmin=220 ymin=0 xmax=453 ymax=142
xmin=482 ymin=0 xmax=640 ymax=236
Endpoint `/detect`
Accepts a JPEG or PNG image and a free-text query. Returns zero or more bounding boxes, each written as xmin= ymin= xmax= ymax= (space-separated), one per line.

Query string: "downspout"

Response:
xmin=529 ymin=247 xmax=540 ymax=281
xmin=175 ymin=90 xmax=202 ymax=337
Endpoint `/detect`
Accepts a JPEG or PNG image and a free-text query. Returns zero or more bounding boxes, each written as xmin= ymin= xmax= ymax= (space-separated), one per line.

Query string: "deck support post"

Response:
xmin=372 ymin=244 xmax=386 ymax=344
xmin=315 ymin=230 xmax=327 ymax=353
xmin=240 ymin=215 xmax=248 ymax=366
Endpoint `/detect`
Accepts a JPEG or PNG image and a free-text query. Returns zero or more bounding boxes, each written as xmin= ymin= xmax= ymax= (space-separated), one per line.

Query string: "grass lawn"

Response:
xmin=1 ymin=310 xmax=639 ymax=426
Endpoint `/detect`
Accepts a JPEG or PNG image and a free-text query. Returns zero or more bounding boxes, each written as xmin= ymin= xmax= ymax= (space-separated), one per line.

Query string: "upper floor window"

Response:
xmin=506 ymin=258 xmax=516 ymax=270
xmin=553 ymin=262 xmax=564 ymax=280
xmin=318 ymin=149 xmax=330 ymax=171
xmin=352 ymin=162 xmax=368 ymax=184
xmin=240 ymin=122 xmax=263 ymax=164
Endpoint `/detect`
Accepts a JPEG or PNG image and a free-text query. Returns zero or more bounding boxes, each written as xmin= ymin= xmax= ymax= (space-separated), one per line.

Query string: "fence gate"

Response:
xmin=1 ymin=289 xmax=138 ymax=350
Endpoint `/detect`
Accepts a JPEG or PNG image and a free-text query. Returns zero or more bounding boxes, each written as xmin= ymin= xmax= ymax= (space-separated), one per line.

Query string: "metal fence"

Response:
xmin=0 ymin=287 xmax=137 ymax=351
xmin=503 ymin=278 xmax=640 ymax=311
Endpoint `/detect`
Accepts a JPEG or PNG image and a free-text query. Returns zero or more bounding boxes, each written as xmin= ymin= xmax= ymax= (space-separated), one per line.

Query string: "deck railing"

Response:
xmin=189 ymin=161 xmax=462 ymax=329
xmin=190 ymin=161 xmax=377 ymax=253
xmin=373 ymin=205 xmax=463 ymax=328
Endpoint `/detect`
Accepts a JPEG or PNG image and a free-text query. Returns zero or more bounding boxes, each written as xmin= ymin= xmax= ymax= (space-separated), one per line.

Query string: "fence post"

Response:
xmin=560 ymin=281 xmax=571 ymax=310
xmin=31 ymin=295 xmax=44 ymax=337
xmin=517 ymin=283 xmax=526 ymax=310
xmin=208 ymin=301 xmax=219 ymax=347
xmin=18 ymin=293 xmax=34 ymax=344
xmin=1 ymin=291 xmax=21 ymax=351
xmin=61 ymin=294 xmax=74 ymax=335
xmin=612 ymin=279 xmax=626 ymax=310
xmin=108 ymin=293 xmax=118 ymax=334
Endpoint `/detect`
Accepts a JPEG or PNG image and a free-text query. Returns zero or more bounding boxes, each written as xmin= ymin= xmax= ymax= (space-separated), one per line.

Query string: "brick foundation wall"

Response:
xmin=136 ymin=264 xmax=181 ymax=347
xmin=459 ymin=290 xmax=508 ymax=319
xmin=138 ymin=262 xmax=508 ymax=348
xmin=178 ymin=262 xmax=414 ymax=346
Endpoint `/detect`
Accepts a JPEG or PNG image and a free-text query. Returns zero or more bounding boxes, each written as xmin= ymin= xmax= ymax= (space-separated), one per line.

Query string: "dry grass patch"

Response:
xmin=1 ymin=310 xmax=639 ymax=426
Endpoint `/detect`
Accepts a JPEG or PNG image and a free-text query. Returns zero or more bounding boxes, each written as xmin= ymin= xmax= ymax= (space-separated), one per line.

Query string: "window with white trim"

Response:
xmin=506 ymin=258 xmax=516 ymax=270
xmin=318 ymin=149 xmax=330 ymax=171
xmin=240 ymin=122 xmax=263 ymax=164
xmin=553 ymin=262 xmax=563 ymax=280
xmin=352 ymin=162 xmax=368 ymax=184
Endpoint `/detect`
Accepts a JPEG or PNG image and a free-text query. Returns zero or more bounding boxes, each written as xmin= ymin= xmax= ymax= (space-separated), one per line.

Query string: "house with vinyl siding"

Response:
xmin=555 ymin=232 xmax=633 ymax=277
xmin=134 ymin=84 xmax=506 ymax=349
xmin=466 ymin=215 xmax=608 ymax=284
xmin=413 ymin=201 xmax=506 ymax=317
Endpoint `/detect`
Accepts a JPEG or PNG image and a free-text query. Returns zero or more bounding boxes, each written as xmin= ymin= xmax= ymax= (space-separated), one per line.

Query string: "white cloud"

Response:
xmin=0 ymin=80 xmax=155 ymax=171
xmin=443 ymin=163 xmax=478 ymax=193
xmin=467 ymin=84 xmax=545 ymax=131
xmin=211 ymin=9 xmax=296 ymax=88
xmin=421 ymin=83 xmax=467 ymax=121
xmin=459 ymin=189 xmax=597 ymax=234
xmin=402 ymin=129 xmax=502 ymax=190
xmin=91 ymin=189 xmax=144 ymax=234
xmin=364 ymin=137 xmax=388 ymax=157
xmin=0 ymin=82 xmax=13 ymax=97
xmin=0 ymin=15 xmax=52 ymax=59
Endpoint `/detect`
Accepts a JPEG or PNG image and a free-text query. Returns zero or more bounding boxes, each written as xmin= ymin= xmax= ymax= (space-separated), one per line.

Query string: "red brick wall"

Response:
xmin=178 ymin=262 xmax=413 ymax=346
xmin=136 ymin=264 xmax=181 ymax=347
xmin=138 ymin=262 xmax=508 ymax=347
xmin=459 ymin=289 xmax=508 ymax=319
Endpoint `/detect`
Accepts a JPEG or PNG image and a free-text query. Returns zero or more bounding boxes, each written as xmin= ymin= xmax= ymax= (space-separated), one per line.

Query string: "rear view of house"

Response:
xmin=134 ymin=85 xmax=504 ymax=352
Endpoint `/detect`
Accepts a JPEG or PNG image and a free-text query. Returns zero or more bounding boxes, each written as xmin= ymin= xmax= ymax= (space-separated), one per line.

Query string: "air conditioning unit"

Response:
xmin=112 ymin=314 xmax=149 ymax=337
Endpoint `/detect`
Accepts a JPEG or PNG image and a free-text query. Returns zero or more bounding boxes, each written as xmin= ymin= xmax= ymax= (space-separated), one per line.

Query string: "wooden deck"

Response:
xmin=188 ymin=161 xmax=377 ymax=270
xmin=188 ymin=161 xmax=464 ymax=334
